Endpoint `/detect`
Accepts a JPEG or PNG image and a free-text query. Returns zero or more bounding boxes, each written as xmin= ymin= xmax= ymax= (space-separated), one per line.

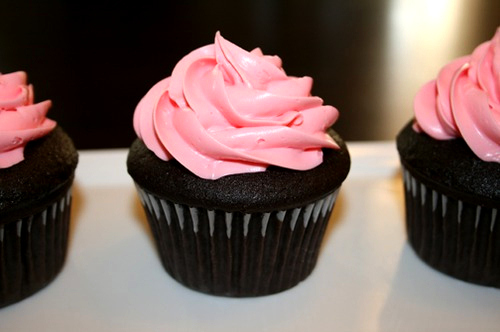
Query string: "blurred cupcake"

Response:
xmin=0 ymin=71 xmax=78 ymax=307
xmin=396 ymin=28 xmax=500 ymax=287
xmin=127 ymin=32 xmax=350 ymax=296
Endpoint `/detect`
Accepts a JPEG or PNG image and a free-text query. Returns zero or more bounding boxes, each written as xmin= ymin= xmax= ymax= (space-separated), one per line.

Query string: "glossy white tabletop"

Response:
xmin=1 ymin=142 xmax=499 ymax=332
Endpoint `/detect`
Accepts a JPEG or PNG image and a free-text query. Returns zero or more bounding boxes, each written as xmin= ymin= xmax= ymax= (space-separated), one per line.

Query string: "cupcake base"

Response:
xmin=136 ymin=184 xmax=339 ymax=297
xmin=0 ymin=188 xmax=73 ymax=308
xmin=402 ymin=167 xmax=499 ymax=287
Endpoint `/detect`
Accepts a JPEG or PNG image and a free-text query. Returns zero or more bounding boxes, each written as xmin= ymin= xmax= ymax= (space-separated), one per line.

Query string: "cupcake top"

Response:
xmin=0 ymin=71 xmax=56 ymax=168
xmin=397 ymin=121 xmax=499 ymax=207
xmin=134 ymin=32 xmax=341 ymax=179
xmin=413 ymin=27 xmax=500 ymax=163
xmin=0 ymin=126 xmax=78 ymax=224
xmin=129 ymin=131 xmax=350 ymax=212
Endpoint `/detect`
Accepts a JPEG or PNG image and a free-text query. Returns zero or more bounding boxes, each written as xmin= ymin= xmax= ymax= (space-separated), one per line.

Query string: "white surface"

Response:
xmin=1 ymin=142 xmax=499 ymax=332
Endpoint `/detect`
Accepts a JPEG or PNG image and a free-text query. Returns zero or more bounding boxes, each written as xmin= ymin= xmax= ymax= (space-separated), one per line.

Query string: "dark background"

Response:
xmin=1 ymin=0 xmax=498 ymax=150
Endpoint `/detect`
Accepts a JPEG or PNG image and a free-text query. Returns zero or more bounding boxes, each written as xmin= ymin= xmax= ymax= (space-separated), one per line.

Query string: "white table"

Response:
xmin=1 ymin=142 xmax=499 ymax=332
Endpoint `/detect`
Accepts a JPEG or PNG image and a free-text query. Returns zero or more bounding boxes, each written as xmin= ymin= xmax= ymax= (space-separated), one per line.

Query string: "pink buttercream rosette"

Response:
xmin=0 ymin=71 xmax=56 ymax=168
xmin=413 ymin=27 xmax=500 ymax=163
xmin=134 ymin=32 xmax=339 ymax=179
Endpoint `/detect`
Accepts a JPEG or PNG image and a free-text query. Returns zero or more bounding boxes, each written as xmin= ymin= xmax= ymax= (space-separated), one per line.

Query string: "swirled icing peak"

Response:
xmin=413 ymin=27 xmax=500 ymax=163
xmin=134 ymin=32 xmax=340 ymax=179
xmin=0 ymin=71 xmax=56 ymax=168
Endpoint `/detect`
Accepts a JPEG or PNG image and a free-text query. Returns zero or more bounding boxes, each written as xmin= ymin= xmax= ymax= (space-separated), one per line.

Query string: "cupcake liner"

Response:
xmin=0 ymin=188 xmax=73 ymax=308
xmin=136 ymin=184 xmax=340 ymax=297
xmin=402 ymin=167 xmax=499 ymax=287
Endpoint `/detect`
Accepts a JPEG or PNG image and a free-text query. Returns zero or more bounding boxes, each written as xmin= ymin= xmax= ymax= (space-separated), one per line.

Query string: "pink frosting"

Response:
xmin=134 ymin=32 xmax=340 ymax=179
xmin=413 ymin=27 xmax=500 ymax=163
xmin=0 ymin=71 xmax=56 ymax=168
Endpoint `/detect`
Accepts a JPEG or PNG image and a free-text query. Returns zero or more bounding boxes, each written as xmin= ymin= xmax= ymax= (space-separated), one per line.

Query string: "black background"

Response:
xmin=1 ymin=0 xmax=498 ymax=149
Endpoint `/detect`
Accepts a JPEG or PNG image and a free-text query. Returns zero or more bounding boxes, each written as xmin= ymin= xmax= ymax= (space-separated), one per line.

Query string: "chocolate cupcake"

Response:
xmin=0 ymin=72 xmax=78 ymax=307
xmin=127 ymin=32 xmax=350 ymax=296
xmin=396 ymin=28 xmax=500 ymax=287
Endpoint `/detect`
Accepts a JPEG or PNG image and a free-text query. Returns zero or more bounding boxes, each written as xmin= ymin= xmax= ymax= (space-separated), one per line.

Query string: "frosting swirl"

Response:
xmin=0 ymin=71 xmax=56 ymax=168
xmin=413 ymin=27 xmax=500 ymax=163
xmin=134 ymin=32 xmax=339 ymax=179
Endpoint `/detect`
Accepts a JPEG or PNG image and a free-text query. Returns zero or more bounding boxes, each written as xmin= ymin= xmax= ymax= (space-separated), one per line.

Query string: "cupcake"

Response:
xmin=396 ymin=28 xmax=500 ymax=287
xmin=127 ymin=32 xmax=350 ymax=296
xmin=0 ymin=71 xmax=78 ymax=307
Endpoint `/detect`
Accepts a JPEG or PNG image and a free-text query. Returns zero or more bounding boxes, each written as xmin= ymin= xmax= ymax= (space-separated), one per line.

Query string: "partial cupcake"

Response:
xmin=127 ymin=32 xmax=350 ymax=297
xmin=0 ymin=71 xmax=78 ymax=307
xmin=397 ymin=28 xmax=500 ymax=287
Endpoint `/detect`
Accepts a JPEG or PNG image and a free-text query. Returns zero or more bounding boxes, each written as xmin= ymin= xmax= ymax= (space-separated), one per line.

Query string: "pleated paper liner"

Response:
xmin=402 ymin=167 xmax=500 ymax=287
xmin=136 ymin=184 xmax=340 ymax=297
xmin=0 ymin=188 xmax=73 ymax=308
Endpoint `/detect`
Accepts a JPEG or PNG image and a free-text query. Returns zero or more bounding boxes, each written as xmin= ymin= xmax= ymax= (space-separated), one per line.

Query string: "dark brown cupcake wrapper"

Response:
xmin=136 ymin=184 xmax=340 ymax=297
xmin=402 ymin=167 xmax=499 ymax=288
xmin=0 ymin=188 xmax=73 ymax=308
